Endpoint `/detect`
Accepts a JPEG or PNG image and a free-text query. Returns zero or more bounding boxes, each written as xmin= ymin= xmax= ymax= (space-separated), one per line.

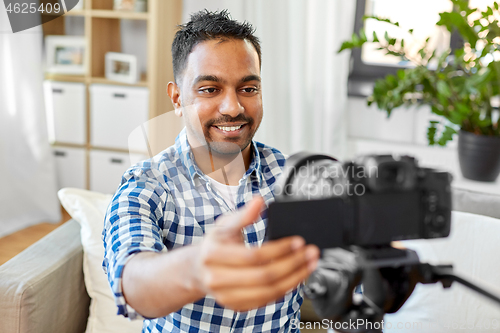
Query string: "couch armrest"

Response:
xmin=0 ymin=219 xmax=90 ymax=333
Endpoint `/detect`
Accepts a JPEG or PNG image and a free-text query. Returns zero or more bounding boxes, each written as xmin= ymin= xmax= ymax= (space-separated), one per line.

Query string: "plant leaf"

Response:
xmin=437 ymin=80 xmax=452 ymax=97
xmin=338 ymin=41 xmax=354 ymax=53
xmin=437 ymin=12 xmax=479 ymax=48
xmin=438 ymin=125 xmax=457 ymax=146
xmin=359 ymin=28 xmax=367 ymax=42
xmin=427 ymin=120 xmax=439 ymax=145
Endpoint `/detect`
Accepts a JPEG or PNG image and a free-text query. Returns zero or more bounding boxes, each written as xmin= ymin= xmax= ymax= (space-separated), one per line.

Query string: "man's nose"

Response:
xmin=219 ymin=90 xmax=244 ymax=118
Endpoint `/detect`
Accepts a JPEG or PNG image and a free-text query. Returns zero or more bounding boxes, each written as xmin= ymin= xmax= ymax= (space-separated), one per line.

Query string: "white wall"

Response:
xmin=345 ymin=97 xmax=500 ymax=194
xmin=346 ymin=96 xmax=458 ymax=173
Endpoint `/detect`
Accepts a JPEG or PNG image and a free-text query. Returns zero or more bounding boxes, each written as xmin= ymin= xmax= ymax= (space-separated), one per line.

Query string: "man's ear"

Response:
xmin=167 ymin=81 xmax=182 ymax=117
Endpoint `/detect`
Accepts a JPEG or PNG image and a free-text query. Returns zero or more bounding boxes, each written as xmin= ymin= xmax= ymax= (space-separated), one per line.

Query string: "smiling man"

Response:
xmin=102 ymin=10 xmax=320 ymax=333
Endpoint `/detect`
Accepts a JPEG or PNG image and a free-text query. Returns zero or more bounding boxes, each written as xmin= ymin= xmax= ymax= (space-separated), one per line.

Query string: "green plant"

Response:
xmin=339 ymin=0 xmax=500 ymax=146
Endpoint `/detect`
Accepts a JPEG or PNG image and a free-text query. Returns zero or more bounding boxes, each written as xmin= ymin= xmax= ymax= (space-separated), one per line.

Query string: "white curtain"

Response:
xmin=0 ymin=8 xmax=61 ymax=237
xmin=182 ymin=0 xmax=355 ymax=159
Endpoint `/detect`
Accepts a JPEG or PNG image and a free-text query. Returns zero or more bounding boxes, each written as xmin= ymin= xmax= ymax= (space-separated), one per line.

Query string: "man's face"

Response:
xmin=175 ymin=38 xmax=263 ymax=156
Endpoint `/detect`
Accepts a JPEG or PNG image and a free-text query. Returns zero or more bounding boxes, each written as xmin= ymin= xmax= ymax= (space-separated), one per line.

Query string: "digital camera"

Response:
xmin=266 ymin=153 xmax=453 ymax=249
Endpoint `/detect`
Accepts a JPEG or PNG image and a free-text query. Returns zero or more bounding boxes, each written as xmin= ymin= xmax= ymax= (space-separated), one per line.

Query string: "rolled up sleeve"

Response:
xmin=102 ymin=166 xmax=170 ymax=319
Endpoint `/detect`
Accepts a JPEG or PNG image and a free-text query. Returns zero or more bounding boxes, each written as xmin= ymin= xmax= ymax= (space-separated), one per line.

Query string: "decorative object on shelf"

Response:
xmin=339 ymin=0 xmax=500 ymax=182
xmin=113 ymin=0 xmax=147 ymax=12
xmin=105 ymin=52 xmax=138 ymax=84
xmin=134 ymin=0 xmax=147 ymax=12
xmin=45 ymin=36 xmax=86 ymax=75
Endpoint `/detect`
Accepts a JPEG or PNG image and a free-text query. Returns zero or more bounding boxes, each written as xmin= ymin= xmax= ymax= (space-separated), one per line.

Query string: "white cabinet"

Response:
xmin=53 ymin=147 xmax=86 ymax=189
xmin=44 ymin=81 xmax=86 ymax=145
xmin=90 ymin=84 xmax=149 ymax=151
xmin=90 ymin=150 xmax=147 ymax=194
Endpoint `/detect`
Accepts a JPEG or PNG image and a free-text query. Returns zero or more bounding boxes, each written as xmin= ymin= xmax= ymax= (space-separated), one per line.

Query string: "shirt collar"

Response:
xmin=174 ymin=128 xmax=263 ymax=186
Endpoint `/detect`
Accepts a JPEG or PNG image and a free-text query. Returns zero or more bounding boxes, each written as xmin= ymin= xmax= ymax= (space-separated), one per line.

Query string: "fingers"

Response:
xmin=202 ymin=236 xmax=305 ymax=266
xmin=203 ymin=245 xmax=319 ymax=289
xmin=213 ymin=257 xmax=315 ymax=311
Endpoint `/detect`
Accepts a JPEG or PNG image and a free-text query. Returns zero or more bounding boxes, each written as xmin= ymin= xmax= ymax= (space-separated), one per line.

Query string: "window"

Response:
xmin=348 ymin=0 xmax=477 ymax=96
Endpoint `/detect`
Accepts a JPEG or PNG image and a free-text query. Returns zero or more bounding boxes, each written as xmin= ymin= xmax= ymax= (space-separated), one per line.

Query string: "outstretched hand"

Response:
xmin=192 ymin=196 xmax=320 ymax=311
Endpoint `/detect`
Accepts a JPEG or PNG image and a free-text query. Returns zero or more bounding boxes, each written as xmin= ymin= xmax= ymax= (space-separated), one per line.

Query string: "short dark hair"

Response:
xmin=171 ymin=10 xmax=262 ymax=83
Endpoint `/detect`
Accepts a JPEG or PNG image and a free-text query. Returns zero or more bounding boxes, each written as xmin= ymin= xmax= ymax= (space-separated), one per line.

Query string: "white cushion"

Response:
xmin=58 ymin=188 xmax=143 ymax=333
xmin=384 ymin=211 xmax=500 ymax=332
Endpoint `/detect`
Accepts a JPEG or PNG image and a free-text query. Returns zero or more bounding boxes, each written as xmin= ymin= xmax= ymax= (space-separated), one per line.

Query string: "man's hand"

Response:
xmin=191 ymin=197 xmax=320 ymax=311
xmin=122 ymin=197 xmax=320 ymax=318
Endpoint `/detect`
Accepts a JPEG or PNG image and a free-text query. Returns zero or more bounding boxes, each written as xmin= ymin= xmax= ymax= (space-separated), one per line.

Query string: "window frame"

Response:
xmin=348 ymin=0 xmax=464 ymax=97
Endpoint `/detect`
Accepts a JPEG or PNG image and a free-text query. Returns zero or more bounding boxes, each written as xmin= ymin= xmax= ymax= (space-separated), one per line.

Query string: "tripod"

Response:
xmin=304 ymin=247 xmax=500 ymax=333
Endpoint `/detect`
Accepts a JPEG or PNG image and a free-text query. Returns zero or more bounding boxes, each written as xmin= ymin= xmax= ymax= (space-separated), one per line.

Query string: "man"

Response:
xmin=103 ymin=10 xmax=320 ymax=333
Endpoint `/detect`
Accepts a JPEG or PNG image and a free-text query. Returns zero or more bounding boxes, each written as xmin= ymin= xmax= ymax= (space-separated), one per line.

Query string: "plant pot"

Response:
xmin=458 ymin=130 xmax=500 ymax=182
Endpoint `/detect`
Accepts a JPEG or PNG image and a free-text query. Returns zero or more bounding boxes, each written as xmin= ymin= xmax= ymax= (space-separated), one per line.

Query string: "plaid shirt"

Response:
xmin=102 ymin=128 xmax=303 ymax=333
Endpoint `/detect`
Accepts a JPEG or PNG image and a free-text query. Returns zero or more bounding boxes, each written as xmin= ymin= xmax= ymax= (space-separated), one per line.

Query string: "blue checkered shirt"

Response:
xmin=102 ymin=128 xmax=303 ymax=333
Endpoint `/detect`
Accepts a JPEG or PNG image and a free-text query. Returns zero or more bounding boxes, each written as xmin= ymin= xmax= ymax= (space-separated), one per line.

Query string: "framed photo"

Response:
xmin=105 ymin=52 xmax=138 ymax=84
xmin=114 ymin=0 xmax=147 ymax=12
xmin=45 ymin=36 xmax=86 ymax=75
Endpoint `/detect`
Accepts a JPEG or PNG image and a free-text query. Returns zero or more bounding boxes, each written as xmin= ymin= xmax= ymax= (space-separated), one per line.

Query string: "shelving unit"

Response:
xmin=42 ymin=0 xmax=183 ymax=192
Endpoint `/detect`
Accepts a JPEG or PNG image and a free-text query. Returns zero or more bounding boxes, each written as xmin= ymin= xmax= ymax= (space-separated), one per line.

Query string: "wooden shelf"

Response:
xmin=43 ymin=0 xmax=182 ymax=191
xmin=41 ymin=9 xmax=86 ymax=16
xmin=90 ymin=76 xmax=148 ymax=87
xmin=44 ymin=73 xmax=87 ymax=83
xmin=89 ymin=145 xmax=148 ymax=156
xmin=90 ymin=10 xmax=149 ymax=20
xmin=66 ymin=9 xmax=87 ymax=16
xmin=51 ymin=142 xmax=87 ymax=149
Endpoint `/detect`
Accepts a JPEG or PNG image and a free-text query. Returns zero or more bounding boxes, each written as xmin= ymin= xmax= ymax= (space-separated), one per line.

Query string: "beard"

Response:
xmin=206 ymin=138 xmax=252 ymax=155
xmin=203 ymin=113 xmax=256 ymax=155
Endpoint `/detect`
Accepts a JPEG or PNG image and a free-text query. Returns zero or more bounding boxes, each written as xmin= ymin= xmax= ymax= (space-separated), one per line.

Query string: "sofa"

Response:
xmin=1 ymin=187 xmax=500 ymax=333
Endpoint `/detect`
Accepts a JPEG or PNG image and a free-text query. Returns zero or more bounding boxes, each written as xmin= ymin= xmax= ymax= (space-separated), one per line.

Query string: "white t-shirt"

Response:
xmin=207 ymin=176 xmax=239 ymax=211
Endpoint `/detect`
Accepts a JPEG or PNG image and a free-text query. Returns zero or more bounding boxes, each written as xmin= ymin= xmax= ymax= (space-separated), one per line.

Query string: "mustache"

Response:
xmin=206 ymin=114 xmax=254 ymax=127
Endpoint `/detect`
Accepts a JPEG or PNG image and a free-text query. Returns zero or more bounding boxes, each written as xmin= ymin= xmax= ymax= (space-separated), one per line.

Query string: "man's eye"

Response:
xmin=200 ymin=88 xmax=218 ymax=94
xmin=241 ymin=87 xmax=258 ymax=93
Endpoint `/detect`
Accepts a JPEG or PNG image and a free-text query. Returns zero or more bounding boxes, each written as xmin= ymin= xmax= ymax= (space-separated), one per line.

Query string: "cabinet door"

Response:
xmin=90 ymin=150 xmax=147 ymax=194
xmin=90 ymin=84 xmax=149 ymax=151
xmin=53 ymin=147 xmax=86 ymax=189
xmin=44 ymin=81 xmax=86 ymax=145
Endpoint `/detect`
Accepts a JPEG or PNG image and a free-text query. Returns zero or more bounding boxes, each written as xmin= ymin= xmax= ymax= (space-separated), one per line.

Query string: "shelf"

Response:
xmin=41 ymin=9 xmax=86 ymax=16
xmin=51 ymin=142 xmax=87 ymax=149
xmin=89 ymin=145 xmax=148 ymax=156
xmin=90 ymin=10 xmax=149 ymax=20
xmin=66 ymin=9 xmax=86 ymax=16
xmin=44 ymin=73 xmax=87 ymax=83
xmin=90 ymin=77 xmax=148 ymax=87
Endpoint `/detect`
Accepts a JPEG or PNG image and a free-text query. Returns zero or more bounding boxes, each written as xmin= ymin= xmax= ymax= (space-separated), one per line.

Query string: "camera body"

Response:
xmin=267 ymin=153 xmax=453 ymax=249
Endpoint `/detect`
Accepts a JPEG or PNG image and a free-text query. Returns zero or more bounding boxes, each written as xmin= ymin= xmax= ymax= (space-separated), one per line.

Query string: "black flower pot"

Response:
xmin=458 ymin=130 xmax=500 ymax=182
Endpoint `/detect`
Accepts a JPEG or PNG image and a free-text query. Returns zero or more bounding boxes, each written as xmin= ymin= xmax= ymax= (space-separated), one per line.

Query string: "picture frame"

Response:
xmin=105 ymin=52 xmax=138 ymax=84
xmin=114 ymin=0 xmax=147 ymax=12
xmin=45 ymin=36 xmax=86 ymax=75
